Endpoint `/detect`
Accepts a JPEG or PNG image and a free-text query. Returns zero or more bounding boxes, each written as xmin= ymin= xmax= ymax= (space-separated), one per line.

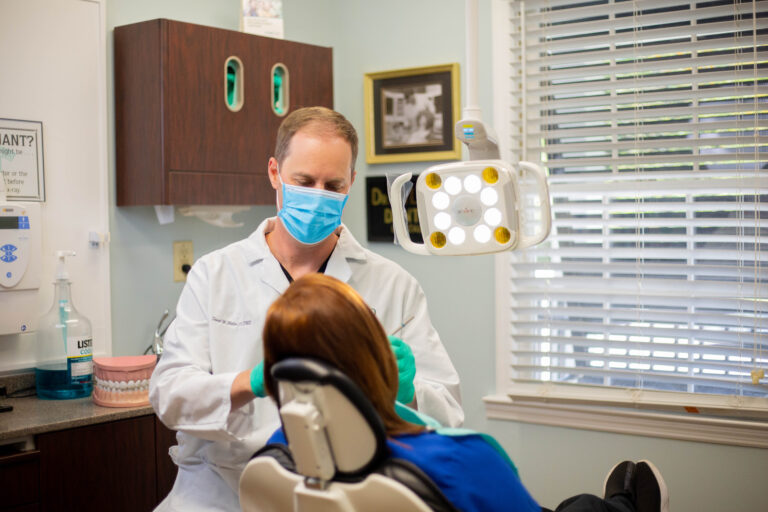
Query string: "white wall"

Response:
xmin=0 ymin=0 xmax=111 ymax=371
xmin=104 ymin=1 xmax=767 ymax=510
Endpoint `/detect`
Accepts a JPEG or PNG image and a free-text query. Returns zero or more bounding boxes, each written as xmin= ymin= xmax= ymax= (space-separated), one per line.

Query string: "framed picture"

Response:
xmin=364 ymin=63 xmax=461 ymax=164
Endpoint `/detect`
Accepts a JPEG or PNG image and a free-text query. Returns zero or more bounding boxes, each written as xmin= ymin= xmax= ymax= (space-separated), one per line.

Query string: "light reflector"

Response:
xmin=480 ymin=187 xmax=498 ymax=206
xmin=433 ymin=212 xmax=451 ymax=230
xmin=444 ymin=176 xmax=462 ymax=195
xmin=448 ymin=227 xmax=466 ymax=245
xmin=484 ymin=207 xmax=502 ymax=226
xmin=432 ymin=192 xmax=450 ymax=210
xmin=473 ymin=224 xmax=491 ymax=243
xmin=463 ymin=174 xmax=481 ymax=194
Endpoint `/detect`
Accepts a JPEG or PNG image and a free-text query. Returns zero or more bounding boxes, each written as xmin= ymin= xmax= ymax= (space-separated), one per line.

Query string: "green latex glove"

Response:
xmin=388 ymin=335 xmax=416 ymax=404
xmin=250 ymin=361 xmax=266 ymax=398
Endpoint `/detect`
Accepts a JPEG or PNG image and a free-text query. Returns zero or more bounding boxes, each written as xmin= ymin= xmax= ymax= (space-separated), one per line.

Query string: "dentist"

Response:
xmin=149 ymin=107 xmax=463 ymax=511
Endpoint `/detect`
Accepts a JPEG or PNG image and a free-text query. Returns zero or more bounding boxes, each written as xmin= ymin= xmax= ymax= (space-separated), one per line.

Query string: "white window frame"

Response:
xmin=486 ymin=0 xmax=768 ymax=448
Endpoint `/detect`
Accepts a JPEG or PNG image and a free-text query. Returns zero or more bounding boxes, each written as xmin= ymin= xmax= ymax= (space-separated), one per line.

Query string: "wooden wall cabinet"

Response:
xmin=114 ymin=19 xmax=333 ymax=206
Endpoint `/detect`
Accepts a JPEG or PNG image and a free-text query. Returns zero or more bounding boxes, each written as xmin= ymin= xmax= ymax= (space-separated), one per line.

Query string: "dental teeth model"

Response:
xmin=92 ymin=355 xmax=157 ymax=407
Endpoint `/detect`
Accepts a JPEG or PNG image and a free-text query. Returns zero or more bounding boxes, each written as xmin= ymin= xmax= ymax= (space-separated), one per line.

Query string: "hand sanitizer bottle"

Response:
xmin=35 ymin=251 xmax=93 ymax=399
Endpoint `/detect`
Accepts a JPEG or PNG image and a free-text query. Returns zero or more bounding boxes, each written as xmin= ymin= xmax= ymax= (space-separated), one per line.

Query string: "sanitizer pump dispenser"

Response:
xmin=35 ymin=251 xmax=93 ymax=399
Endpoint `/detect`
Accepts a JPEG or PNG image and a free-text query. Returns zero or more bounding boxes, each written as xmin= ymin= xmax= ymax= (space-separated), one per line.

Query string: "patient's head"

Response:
xmin=262 ymin=273 xmax=422 ymax=435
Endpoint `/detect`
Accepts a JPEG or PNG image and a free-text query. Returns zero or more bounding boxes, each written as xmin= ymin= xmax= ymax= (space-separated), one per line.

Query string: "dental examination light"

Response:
xmin=389 ymin=0 xmax=551 ymax=256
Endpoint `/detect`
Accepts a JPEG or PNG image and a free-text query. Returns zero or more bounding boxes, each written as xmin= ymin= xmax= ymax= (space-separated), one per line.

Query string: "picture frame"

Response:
xmin=364 ymin=63 xmax=461 ymax=164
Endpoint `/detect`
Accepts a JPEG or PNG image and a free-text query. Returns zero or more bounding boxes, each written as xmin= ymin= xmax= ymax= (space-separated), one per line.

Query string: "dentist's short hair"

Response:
xmin=275 ymin=106 xmax=358 ymax=172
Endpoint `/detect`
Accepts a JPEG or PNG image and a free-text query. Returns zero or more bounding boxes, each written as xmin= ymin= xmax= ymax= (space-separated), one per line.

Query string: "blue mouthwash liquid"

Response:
xmin=35 ymin=363 xmax=93 ymax=400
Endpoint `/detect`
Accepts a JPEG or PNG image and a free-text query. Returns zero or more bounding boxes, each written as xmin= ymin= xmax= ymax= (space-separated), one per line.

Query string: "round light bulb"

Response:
xmin=432 ymin=191 xmax=450 ymax=210
xmin=448 ymin=227 xmax=466 ymax=245
xmin=444 ymin=176 xmax=462 ymax=195
xmin=430 ymin=231 xmax=446 ymax=248
xmin=473 ymin=224 xmax=491 ymax=243
xmin=425 ymin=173 xmax=442 ymax=189
xmin=463 ymin=174 xmax=482 ymax=194
xmin=480 ymin=187 xmax=498 ymax=206
xmin=433 ymin=212 xmax=452 ymax=230
xmin=482 ymin=166 xmax=499 ymax=184
xmin=484 ymin=207 xmax=502 ymax=226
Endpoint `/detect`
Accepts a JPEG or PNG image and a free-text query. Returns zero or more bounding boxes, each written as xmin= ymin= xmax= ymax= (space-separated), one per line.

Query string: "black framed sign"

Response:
xmin=366 ymin=175 xmax=422 ymax=243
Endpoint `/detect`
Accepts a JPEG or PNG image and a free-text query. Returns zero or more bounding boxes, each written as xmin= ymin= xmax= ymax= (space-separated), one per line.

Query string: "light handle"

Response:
xmin=516 ymin=161 xmax=552 ymax=249
xmin=389 ymin=173 xmax=429 ymax=255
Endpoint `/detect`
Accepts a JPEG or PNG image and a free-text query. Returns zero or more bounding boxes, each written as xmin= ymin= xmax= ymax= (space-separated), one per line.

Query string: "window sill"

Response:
xmin=483 ymin=394 xmax=768 ymax=448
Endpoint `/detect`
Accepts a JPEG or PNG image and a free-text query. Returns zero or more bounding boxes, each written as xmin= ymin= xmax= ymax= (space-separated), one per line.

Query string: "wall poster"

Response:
xmin=0 ymin=118 xmax=45 ymax=201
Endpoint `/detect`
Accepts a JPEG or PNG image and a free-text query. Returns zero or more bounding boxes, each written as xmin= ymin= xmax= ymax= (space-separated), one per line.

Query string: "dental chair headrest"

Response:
xmin=271 ymin=358 xmax=389 ymax=481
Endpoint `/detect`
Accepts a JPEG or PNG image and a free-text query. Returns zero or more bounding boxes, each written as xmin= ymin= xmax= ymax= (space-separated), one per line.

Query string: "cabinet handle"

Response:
xmin=271 ymin=63 xmax=289 ymax=116
xmin=225 ymin=56 xmax=244 ymax=112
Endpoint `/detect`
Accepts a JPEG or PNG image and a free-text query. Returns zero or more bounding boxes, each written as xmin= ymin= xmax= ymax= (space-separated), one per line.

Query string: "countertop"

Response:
xmin=0 ymin=394 xmax=154 ymax=442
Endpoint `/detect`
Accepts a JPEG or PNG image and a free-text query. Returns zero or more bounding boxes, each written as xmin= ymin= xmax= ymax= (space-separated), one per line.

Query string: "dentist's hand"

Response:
xmin=388 ymin=335 xmax=416 ymax=404
xmin=250 ymin=361 xmax=266 ymax=398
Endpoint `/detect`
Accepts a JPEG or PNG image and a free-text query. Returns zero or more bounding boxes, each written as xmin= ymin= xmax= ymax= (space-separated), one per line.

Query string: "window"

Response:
xmin=490 ymin=0 xmax=767 ymax=445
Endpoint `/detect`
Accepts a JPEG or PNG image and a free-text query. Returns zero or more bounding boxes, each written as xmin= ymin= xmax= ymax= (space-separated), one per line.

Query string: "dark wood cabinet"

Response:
xmin=155 ymin=416 xmax=178 ymax=502
xmin=114 ymin=18 xmax=333 ymax=206
xmin=38 ymin=416 xmax=157 ymax=511
xmin=0 ymin=415 xmax=177 ymax=512
xmin=0 ymin=450 xmax=39 ymax=511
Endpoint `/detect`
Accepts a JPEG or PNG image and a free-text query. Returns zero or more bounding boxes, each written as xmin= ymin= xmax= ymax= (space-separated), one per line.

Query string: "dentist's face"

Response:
xmin=268 ymin=128 xmax=356 ymax=207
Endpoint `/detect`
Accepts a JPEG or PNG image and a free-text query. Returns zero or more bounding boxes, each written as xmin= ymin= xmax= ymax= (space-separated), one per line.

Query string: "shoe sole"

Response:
xmin=638 ymin=460 xmax=669 ymax=512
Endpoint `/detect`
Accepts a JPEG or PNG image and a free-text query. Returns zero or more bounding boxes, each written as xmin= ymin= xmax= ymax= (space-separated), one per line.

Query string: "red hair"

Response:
xmin=262 ymin=273 xmax=423 ymax=436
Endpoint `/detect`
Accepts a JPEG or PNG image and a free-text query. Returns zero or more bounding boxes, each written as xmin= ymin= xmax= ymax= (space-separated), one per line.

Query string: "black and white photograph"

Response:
xmin=364 ymin=64 xmax=461 ymax=164
xmin=381 ymin=83 xmax=444 ymax=148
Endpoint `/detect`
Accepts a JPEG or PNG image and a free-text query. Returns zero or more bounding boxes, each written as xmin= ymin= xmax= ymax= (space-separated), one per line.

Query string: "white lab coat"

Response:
xmin=149 ymin=218 xmax=463 ymax=511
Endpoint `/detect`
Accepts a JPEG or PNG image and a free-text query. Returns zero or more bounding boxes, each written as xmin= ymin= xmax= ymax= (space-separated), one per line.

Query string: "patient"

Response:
xmin=261 ymin=274 xmax=669 ymax=512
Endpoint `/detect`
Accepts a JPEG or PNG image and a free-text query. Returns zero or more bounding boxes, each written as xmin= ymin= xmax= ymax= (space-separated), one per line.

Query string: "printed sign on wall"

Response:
xmin=0 ymin=118 xmax=45 ymax=201
xmin=366 ymin=175 xmax=423 ymax=243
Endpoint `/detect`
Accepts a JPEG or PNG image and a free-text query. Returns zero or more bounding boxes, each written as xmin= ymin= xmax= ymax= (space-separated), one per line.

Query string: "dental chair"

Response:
xmin=238 ymin=358 xmax=458 ymax=512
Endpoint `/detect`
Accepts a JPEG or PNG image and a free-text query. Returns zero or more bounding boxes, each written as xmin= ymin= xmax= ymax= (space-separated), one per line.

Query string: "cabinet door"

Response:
xmin=164 ymin=21 xmax=333 ymax=205
xmin=154 ymin=417 xmax=178 ymax=503
xmin=38 ymin=416 xmax=157 ymax=512
xmin=0 ymin=450 xmax=40 ymax=510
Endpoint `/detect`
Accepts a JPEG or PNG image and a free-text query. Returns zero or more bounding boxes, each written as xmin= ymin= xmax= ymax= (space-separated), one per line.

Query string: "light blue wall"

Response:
xmin=106 ymin=1 xmax=767 ymax=511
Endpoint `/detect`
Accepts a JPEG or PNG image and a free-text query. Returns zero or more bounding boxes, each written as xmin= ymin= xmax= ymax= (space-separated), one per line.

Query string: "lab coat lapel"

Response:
xmin=260 ymin=255 xmax=289 ymax=295
xmin=325 ymin=224 xmax=367 ymax=284
xmin=245 ymin=218 xmax=290 ymax=295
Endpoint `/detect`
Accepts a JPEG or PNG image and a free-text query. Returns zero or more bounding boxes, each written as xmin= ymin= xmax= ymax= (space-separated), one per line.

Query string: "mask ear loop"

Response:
xmin=275 ymin=167 xmax=284 ymax=211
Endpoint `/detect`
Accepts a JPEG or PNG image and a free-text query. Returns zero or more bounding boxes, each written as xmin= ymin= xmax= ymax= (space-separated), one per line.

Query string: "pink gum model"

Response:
xmin=92 ymin=355 xmax=157 ymax=408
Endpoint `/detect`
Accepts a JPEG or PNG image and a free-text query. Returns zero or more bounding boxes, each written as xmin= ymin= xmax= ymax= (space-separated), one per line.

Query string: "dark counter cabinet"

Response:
xmin=115 ymin=18 xmax=333 ymax=206
xmin=0 ymin=415 xmax=177 ymax=512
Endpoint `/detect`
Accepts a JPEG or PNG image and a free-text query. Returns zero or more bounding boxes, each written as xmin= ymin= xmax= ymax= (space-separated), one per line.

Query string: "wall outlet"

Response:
xmin=173 ymin=241 xmax=194 ymax=282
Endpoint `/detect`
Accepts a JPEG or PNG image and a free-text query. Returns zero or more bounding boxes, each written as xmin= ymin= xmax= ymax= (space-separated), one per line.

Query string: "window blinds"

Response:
xmin=504 ymin=0 xmax=767 ymax=416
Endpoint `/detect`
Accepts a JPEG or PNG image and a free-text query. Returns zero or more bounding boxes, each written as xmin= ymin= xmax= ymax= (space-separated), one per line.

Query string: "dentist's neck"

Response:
xmin=266 ymin=220 xmax=339 ymax=280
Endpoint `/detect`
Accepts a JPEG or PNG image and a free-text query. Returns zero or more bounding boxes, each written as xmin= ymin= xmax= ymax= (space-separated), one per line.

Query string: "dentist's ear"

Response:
xmin=268 ymin=157 xmax=280 ymax=190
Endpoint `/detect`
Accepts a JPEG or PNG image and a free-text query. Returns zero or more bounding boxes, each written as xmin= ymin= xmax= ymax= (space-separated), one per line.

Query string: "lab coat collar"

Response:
xmin=246 ymin=217 xmax=367 ymax=293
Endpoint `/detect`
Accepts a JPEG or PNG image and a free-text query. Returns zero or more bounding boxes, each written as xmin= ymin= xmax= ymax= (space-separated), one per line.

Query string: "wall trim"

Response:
xmin=484 ymin=394 xmax=768 ymax=449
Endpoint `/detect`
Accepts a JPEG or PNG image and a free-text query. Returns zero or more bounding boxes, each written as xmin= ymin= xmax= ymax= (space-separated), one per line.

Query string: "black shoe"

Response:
xmin=634 ymin=460 xmax=669 ymax=512
xmin=603 ymin=460 xmax=636 ymax=499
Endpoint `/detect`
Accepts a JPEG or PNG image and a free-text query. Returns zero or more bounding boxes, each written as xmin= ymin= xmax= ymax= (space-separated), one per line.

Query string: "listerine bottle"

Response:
xmin=35 ymin=251 xmax=93 ymax=399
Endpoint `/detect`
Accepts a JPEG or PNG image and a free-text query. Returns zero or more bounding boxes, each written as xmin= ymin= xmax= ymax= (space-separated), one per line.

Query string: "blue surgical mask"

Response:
xmin=277 ymin=173 xmax=349 ymax=245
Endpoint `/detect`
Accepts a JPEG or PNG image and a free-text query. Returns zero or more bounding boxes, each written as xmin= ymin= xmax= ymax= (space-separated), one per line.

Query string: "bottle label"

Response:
xmin=67 ymin=336 xmax=93 ymax=381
